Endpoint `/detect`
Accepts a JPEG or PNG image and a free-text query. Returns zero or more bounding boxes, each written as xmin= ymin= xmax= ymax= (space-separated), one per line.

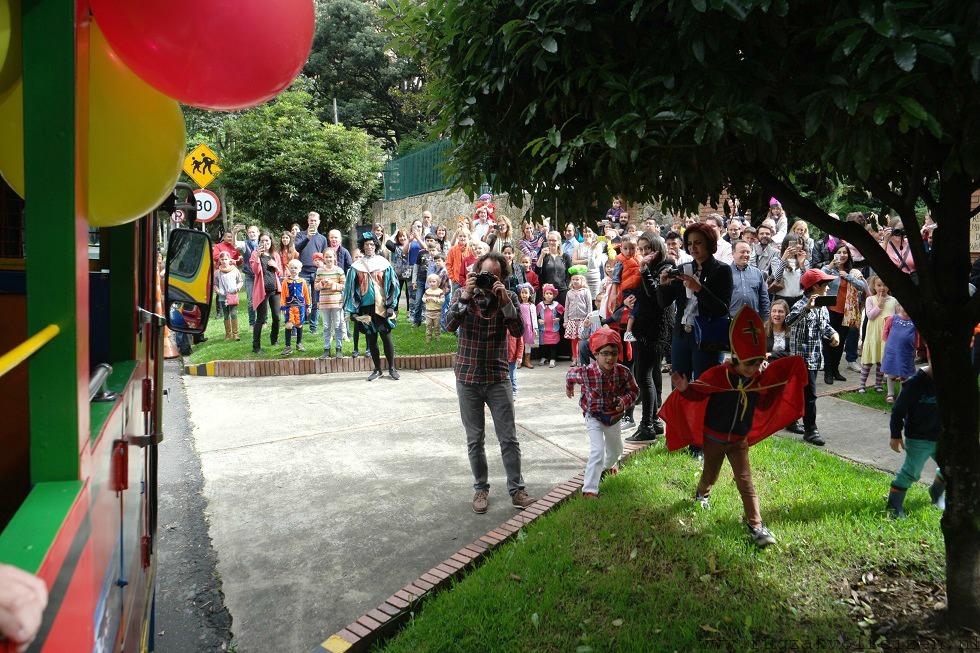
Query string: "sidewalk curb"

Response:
xmin=310 ymin=439 xmax=655 ymax=653
xmin=183 ymin=352 xmax=456 ymax=377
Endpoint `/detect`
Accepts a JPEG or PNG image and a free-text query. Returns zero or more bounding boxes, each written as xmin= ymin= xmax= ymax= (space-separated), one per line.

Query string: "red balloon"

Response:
xmin=88 ymin=0 xmax=314 ymax=110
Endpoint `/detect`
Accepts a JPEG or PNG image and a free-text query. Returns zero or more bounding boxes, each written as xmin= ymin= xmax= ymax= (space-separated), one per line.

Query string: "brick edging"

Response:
xmin=183 ymin=352 xmax=456 ymax=377
xmin=311 ymin=440 xmax=653 ymax=653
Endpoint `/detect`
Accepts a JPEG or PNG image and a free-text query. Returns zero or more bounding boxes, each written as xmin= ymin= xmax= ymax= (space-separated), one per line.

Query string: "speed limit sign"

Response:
xmin=193 ymin=189 xmax=221 ymax=223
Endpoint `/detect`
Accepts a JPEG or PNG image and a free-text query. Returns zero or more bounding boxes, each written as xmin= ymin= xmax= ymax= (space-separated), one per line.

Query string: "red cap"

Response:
xmin=801 ymin=268 xmax=836 ymax=290
xmin=729 ymin=306 xmax=766 ymax=362
xmin=589 ymin=326 xmax=622 ymax=356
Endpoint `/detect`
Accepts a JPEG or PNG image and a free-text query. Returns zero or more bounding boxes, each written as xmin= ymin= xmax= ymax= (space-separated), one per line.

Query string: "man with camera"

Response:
xmin=446 ymin=252 xmax=535 ymax=514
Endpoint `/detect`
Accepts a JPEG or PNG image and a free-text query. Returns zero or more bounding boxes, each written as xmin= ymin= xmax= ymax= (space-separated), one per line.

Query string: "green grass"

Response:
xmin=186 ymin=293 xmax=456 ymax=364
xmin=377 ymin=437 xmax=943 ymax=653
xmin=838 ymin=389 xmax=892 ymax=412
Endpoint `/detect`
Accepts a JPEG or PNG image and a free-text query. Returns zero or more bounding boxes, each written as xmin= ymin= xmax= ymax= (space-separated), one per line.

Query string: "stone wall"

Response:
xmin=370 ymin=189 xmax=533 ymax=232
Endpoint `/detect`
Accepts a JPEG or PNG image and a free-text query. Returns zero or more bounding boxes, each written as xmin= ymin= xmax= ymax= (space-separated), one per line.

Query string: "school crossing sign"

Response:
xmin=182 ymin=143 xmax=222 ymax=188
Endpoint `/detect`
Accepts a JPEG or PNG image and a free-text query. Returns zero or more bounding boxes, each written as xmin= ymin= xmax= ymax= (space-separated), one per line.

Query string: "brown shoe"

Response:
xmin=511 ymin=489 xmax=535 ymax=509
xmin=472 ymin=490 xmax=489 ymax=514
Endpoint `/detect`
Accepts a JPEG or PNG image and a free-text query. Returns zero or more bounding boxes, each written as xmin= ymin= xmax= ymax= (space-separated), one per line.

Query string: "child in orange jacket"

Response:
xmin=445 ymin=228 xmax=471 ymax=289
xmin=604 ymin=239 xmax=641 ymax=318
xmin=280 ymin=259 xmax=312 ymax=355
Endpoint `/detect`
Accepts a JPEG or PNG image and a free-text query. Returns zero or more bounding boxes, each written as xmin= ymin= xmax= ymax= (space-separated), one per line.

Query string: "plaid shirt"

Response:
xmin=446 ymin=288 xmax=524 ymax=385
xmin=566 ymin=361 xmax=639 ymax=418
xmin=784 ymin=297 xmax=836 ymax=370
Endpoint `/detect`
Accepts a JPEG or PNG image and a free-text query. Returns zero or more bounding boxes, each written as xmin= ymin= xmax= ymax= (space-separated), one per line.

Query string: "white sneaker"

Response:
xmin=549 ymin=360 xmax=556 ymax=368
xmin=623 ymin=331 xmax=636 ymax=342
xmin=847 ymin=361 xmax=861 ymax=373
xmin=541 ymin=357 xmax=547 ymax=365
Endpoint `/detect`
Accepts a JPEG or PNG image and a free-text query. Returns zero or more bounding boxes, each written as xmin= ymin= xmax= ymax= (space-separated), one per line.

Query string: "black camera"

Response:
xmin=475 ymin=271 xmax=497 ymax=290
xmin=665 ymin=266 xmax=682 ymax=279
xmin=891 ymin=228 xmax=906 ymax=237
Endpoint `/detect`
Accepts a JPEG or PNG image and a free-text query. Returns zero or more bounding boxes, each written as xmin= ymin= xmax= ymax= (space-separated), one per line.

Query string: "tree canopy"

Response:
xmin=219 ymin=87 xmax=384 ymax=233
xmin=393 ymin=0 xmax=980 ymax=625
xmin=305 ymin=0 xmax=429 ymax=151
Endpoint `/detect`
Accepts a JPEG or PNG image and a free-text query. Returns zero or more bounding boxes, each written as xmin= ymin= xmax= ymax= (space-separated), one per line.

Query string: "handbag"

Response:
xmin=225 ymin=290 xmax=239 ymax=306
xmin=693 ymin=312 xmax=731 ymax=352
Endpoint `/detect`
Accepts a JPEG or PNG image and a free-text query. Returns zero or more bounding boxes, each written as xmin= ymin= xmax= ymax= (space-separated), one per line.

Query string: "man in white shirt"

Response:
xmin=704 ymin=214 xmax=732 ymax=265
xmin=664 ymin=231 xmax=693 ymax=265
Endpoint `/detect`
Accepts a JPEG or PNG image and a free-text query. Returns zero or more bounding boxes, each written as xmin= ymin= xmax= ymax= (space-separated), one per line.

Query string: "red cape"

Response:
xmin=659 ymin=356 xmax=808 ymax=452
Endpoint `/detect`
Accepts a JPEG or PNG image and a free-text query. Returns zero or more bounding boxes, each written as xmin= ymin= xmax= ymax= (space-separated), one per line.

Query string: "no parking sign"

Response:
xmin=193 ymin=189 xmax=221 ymax=223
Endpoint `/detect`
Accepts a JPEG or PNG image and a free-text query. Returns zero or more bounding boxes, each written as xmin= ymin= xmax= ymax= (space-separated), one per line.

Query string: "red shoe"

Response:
xmin=582 ymin=491 xmax=599 ymax=499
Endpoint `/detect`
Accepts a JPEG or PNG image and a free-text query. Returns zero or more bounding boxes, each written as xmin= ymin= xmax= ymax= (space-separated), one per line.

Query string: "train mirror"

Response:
xmin=164 ymin=228 xmax=213 ymax=334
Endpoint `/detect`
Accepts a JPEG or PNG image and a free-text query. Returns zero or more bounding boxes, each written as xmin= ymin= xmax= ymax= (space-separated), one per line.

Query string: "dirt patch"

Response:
xmin=842 ymin=563 xmax=979 ymax=651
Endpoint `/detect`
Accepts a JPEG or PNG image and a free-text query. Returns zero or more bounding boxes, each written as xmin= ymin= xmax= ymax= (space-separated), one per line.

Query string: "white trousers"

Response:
xmin=583 ymin=415 xmax=623 ymax=494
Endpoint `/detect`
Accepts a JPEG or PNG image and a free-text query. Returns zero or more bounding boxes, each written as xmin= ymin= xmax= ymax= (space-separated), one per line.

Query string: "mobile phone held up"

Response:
xmin=813 ymin=295 xmax=837 ymax=307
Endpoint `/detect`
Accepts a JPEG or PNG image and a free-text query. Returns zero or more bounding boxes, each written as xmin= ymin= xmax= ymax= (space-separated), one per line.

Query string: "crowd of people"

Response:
xmin=189 ymin=193 xmax=943 ymax=547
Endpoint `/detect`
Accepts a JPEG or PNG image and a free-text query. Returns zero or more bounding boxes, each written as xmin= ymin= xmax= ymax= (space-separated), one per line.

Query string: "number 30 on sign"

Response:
xmin=193 ymin=189 xmax=221 ymax=223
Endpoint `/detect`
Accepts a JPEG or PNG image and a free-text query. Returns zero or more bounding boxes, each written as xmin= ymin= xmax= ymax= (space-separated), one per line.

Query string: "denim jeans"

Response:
xmin=243 ymin=275 xmax=257 ymax=326
xmin=303 ymin=271 xmax=320 ymax=331
xmin=508 ymin=362 xmax=518 ymax=395
xmin=845 ymin=325 xmax=860 ymax=363
xmin=892 ymin=438 xmax=942 ymax=490
xmin=411 ymin=282 xmax=426 ymax=326
xmin=456 ymin=380 xmax=525 ymax=496
xmin=670 ymin=330 xmax=723 ymax=380
xmin=320 ymin=307 xmax=343 ymax=352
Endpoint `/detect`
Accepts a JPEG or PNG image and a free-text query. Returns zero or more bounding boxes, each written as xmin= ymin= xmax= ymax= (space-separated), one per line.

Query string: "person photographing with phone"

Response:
xmin=446 ymin=252 xmax=535 ymax=514
xmin=780 ymin=268 xmax=840 ymax=446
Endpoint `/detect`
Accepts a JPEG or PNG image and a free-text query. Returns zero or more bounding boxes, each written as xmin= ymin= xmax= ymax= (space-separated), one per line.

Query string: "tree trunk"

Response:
xmin=929 ymin=330 xmax=980 ymax=627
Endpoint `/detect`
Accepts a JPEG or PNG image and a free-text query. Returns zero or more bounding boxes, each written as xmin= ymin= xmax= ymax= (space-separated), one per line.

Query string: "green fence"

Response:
xmin=383 ymin=140 xmax=453 ymax=201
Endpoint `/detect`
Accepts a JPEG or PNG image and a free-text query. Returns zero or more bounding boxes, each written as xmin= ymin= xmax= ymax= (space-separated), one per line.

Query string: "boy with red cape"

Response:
xmin=658 ymin=306 xmax=808 ymax=547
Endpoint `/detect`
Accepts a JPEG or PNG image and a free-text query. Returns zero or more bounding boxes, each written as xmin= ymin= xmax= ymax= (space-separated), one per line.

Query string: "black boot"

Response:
xmin=824 ymin=373 xmax=834 ymax=385
xmin=928 ymin=478 xmax=946 ymax=510
xmin=785 ymin=421 xmax=805 ymax=435
xmin=886 ymin=487 xmax=907 ymax=519
xmin=803 ymin=428 xmax=825 ymax=446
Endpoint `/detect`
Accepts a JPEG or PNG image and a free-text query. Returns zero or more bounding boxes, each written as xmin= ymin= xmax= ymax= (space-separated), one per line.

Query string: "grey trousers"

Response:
xmin=456 ymin=380 xmax=525 ymax=496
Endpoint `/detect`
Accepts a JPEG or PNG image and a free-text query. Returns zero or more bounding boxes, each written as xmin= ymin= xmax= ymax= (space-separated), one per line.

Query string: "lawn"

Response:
xmin=838 ymin=388 xmax=892 ymax=412
xmin=377 ymin=437 xmax=944 ymax=652
xmin=185 ymin=293 xmax=457 ymax=364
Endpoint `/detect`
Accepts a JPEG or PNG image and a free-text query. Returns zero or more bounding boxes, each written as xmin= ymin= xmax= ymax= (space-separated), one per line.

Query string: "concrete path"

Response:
xmin=181 ymin=359 xmax=924 ymax=653
xmin=183 ymin=364 xmax=595 ymax=653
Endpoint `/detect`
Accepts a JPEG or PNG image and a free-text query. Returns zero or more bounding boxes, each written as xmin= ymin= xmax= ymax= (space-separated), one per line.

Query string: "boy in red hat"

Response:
xmin=782 ymin=268 xmax=840 ymax=445
xmin=566 ymin=327 xmax=640 ymax=498
xmin=659 ymin=306 xmax=808 ymax=547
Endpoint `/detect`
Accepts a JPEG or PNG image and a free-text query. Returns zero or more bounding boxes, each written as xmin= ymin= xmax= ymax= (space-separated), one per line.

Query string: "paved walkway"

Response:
xmin=180 ymin=360 xmax=921 ymax=652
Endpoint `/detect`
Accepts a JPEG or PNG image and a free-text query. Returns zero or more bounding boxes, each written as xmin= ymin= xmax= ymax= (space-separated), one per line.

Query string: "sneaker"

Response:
xmin=623 ymin=331 xmax=636 ymax=342
xmin=352 ymin=350 xmax=361 ymax=358
xmin=540 ymin=357 xmax=547 ymax=366
xmin=600 ymin=467 xmax=618 ymax=482
xmin=511 ymin=489 xmax=535 ymax=509
xmin=784 ymin=421 xmax=805 ymax=435
xmin=388 ymin=367 xmax=400 ymax=380
xmin=803 ymin=429 xmax=826 ymax=446
xmin=652 ymin=419 xmax=665 ymax=435
xmin=847 ymin=361 xmax=862 ymax=373
xmin=334 ymin=350 xmax=343 ymax=359
xmin=688 ymin=446 xmax=704 ymax=461
xmin=472 ymin=490 xmax=489 ymax=514
xmin=621 ymin=414 xmax=635 ymax=428
xmin=318 ymin=351 xmax=332 ymax=360
xmin=625 ymin=427 xmax=656 ymax=443
xmin=857 ymin=387 xmax=867 ymax=394
xmin=296 ymin=343 xmax=306 ymax=352
xmin=548 ymin=360 xmax=556 ymax=368
xmin=874 ymin=385 xmax=883 ymax=393
xmin=581 ymin=491 xmax=599 ymax=499
xmin=833 ymin=372 xmax=847 ymax=381
xmin=695 ymin=493 xmax=710 ymax=509
xmin=367 ymin=369 xmax=382 ymax=381
xmin=748 ymin=523 xmax=776 ymax=548
xmin=280 ymin=346 xmax=293 ymax=356
xmin=252 ymin=347 xmax=263 ymax=354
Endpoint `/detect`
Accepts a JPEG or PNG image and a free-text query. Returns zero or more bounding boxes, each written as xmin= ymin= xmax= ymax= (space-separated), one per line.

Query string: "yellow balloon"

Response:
xmin=0 ymin=80 xmax=24 ymax=196
xmin=88 ymin=21 xmax=185 ymax=227
xmin=0 ymin=0 xmax=21 ymax=95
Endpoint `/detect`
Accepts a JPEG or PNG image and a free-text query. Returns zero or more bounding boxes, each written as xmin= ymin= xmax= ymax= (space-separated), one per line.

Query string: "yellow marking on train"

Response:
xmin=321 ymin=634 xmax=353 ymax=652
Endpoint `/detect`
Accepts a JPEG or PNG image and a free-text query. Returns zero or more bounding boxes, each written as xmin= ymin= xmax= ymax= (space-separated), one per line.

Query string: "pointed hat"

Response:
xmin=729 ymin=305 xmax=766 ymax=362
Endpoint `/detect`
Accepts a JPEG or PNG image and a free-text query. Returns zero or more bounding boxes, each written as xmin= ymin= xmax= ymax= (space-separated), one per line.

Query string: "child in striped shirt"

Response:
xmin=314 ymin=249 xmax=346 ymax=358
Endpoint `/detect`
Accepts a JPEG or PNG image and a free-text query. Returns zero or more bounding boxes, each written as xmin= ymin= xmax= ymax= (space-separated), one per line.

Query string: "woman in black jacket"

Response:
xmin=534 ymin=230 xmax=572 ymax=305
xmin=625 ymin=231 xmax=676 ymax=443
xmin=656 ymin=223 xmax=734 ymax=458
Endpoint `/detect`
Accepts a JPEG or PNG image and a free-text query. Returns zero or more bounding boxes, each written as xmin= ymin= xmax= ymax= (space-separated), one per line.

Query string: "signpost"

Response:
xmin=193 ymin=189 xmax=221 ymax=223
xmin=182 ymin=143 xmax=222 ymax=188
